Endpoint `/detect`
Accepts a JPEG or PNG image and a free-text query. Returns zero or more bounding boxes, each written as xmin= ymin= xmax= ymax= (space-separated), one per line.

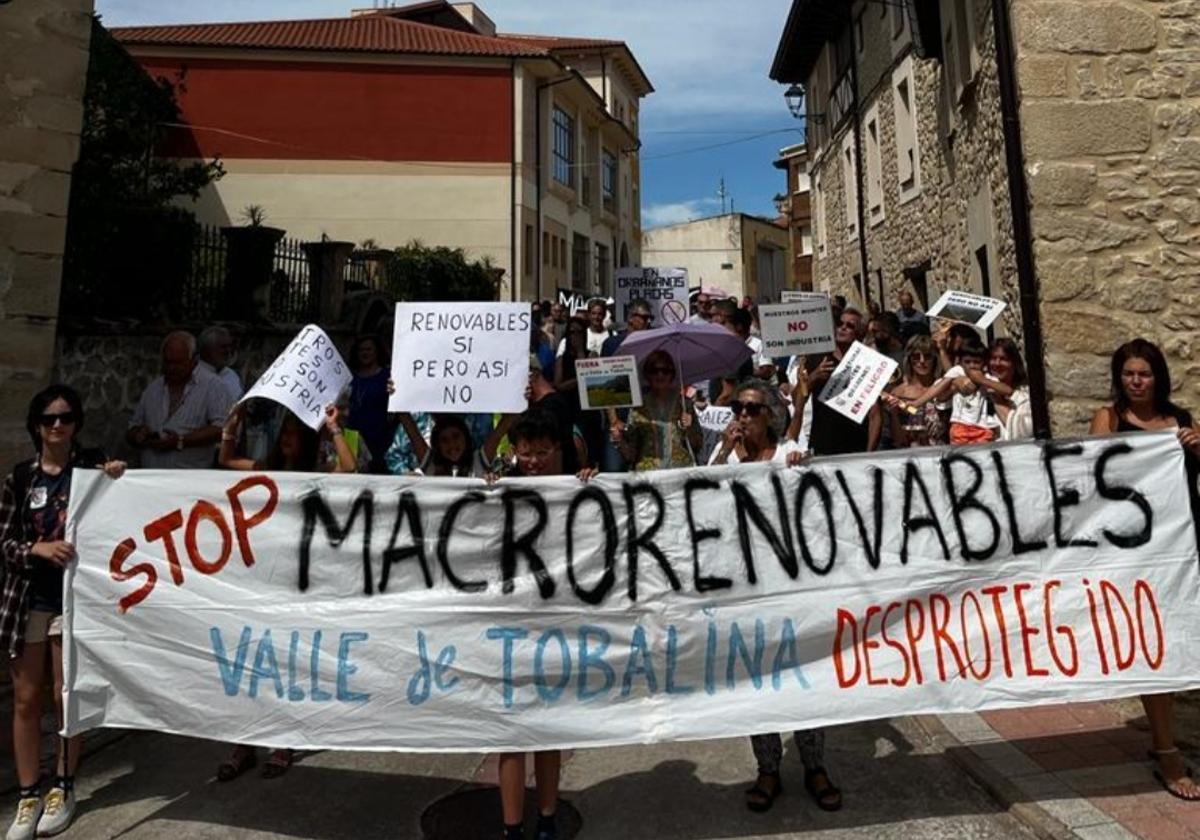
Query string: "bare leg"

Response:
xmin=498 ymin=752 xmax=527 ymax=826
xmin=49 ymin=637 xmax=82 ymax=778
xmin=11 ymin=642 xmax=48 ymax=789
xmin=533 ymin=750 xmax=561 ymax=816
xmin=1143 ymin=692 xmax=1200 ymax=799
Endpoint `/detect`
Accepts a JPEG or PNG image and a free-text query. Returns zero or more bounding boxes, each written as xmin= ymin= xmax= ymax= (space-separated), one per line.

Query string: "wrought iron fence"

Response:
xmin=269 ymin=236 xmax=312 ymax=323
xmin=179 ymin=223 xmax=226 ymax=321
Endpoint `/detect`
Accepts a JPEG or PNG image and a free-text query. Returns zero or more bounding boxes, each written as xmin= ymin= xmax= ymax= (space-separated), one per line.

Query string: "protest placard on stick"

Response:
xmin=698 ymin=405 xmax=733 ymax=433
xmin=241 ymin=324 xmax=351 ymax=430
xmin=817 ymin=341 xmax=898 ymax=424
xmin=576 ymin=356 xmax=642 ymax=410
xmin=927 ymin=290 xmax=1007 ymax=329
xmin=615 ymin=267 xmax=689 ymax=325
xmin=758 ymin=300 xmax=835 ymax=356
xmin=389 ymin=302 xmax=530 ymax=413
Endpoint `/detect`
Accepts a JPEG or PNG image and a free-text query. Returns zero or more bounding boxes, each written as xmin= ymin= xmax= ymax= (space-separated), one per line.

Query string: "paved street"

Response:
xmin=0 ymin=716 xmax=1038 ymax=839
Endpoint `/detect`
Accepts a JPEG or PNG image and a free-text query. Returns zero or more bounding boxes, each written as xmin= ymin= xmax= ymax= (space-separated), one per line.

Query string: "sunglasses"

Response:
xmin=645 ymin=366 xmax=674 ymax=376
xmin=837 ymin=319 xmax=858 ymax=329
xmin=910 ymin=352 xmax=933 ymax=362
xmin=729 ymin=400 xmax=767 ymax=418
xmin=39 ymin=412 xmax=77 ymax=428
xmin=631 ymin=312 xmax=654 ymax=322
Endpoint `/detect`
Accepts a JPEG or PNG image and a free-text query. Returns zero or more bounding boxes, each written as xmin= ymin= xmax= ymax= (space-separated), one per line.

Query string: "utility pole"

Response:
xmin=717 ymin=177 xmax=728 ymax=215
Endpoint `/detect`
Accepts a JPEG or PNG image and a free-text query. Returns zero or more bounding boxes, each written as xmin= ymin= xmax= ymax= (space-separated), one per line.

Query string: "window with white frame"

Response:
xmin=552 ymin=106 xmax=575 ymax=188
xmin=939 ymin=0 xmax=979 ymax=107
xmin=602 ymin=149 xmax=617 ymax=214
xmin=892 ymin=57 xmax=922 ymax=203
xmin=841 ymin=133 xmax=859 ymax=241
xmin=800 ymin=225 xmax=813 ymax=256
xmin=864 ymin=104 xmax=884 ymax=227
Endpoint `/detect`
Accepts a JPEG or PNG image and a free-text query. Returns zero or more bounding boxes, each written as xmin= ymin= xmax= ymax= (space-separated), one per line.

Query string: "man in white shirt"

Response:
xmin=127 ymin=331 xmax=235 ymax=468
xmin=197 ymin=326 xmax=244 ymax=401
xmin=556 ymin=298 xmax=612 ymax=358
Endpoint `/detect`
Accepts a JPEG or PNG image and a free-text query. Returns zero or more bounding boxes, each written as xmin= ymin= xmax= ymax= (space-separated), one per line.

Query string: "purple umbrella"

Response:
xmin=617 ymin=322 xmax=752 ymax=385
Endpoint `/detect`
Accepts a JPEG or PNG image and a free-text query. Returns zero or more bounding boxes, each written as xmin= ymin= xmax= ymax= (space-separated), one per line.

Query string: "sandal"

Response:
xmin=803 ymin=767 xmax=843 ymax=812
xmin=1149 ymin=749 xmax=1200 ymax=802
xmin=216 ymin=746 xmax=256 ymax=782
xmin=745 ymin=772 xmax=783 ymax=813
xmin=261 ymin=748 xmax=294 ymax=780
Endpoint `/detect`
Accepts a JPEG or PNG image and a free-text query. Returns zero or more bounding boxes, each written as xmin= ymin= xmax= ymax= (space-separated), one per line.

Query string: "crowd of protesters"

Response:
xmin=2 ymin=286 xmax=1200 ymax=840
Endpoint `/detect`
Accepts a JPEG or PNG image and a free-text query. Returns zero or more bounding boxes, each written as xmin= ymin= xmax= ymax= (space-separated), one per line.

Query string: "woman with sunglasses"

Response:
xmin=886 ymin=335 xmax=947 ymax=448
xmin=615 ymin=351 xmax=702 ymax=470
xmin=0 ymin=386 xmax=125 ymax=840
xmin=706 ymin=382 xmax=838 ymax=812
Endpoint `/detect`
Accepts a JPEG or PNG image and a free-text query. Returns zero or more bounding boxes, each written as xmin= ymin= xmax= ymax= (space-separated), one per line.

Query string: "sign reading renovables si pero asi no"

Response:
xmin=63 ymin=431 xmax=1200 ymax=752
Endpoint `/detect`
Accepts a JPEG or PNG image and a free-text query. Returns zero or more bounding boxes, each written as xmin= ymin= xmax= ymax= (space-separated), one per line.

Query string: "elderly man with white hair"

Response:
xmin=197 ymin=325 xmax=243 ymax=401
xmin=126 ymin=330 xmax=234 ymax=468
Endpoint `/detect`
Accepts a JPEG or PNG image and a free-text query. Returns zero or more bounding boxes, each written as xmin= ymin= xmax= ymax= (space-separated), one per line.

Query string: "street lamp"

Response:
xmin=783 ymin=83 xmax=828 ymax=124
xmin=773 ymin=193 xmax=789 ymax=218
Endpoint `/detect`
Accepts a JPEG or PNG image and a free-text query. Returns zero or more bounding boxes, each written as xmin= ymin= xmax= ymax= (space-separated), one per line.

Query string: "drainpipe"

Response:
xmin=992 ymin=0 xmax=1051 ymax=439
xmin=846 ymin=8 xmax=872 ymax=310
xmin=510 ymin=58 xmax=517 ymax=302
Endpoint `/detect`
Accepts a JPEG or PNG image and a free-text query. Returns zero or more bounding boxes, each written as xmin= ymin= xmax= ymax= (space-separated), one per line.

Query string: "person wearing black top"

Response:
xmin=0 ymin=386 xmax=124 ymax=839
xmin=806 ymin=308 xmax=882 ymax=455
xmin=1090 ymin=338 xmax=1200 ymax=802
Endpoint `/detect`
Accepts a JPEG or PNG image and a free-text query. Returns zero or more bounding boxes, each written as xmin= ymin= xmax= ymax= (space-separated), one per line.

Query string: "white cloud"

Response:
xmin=642 ymin=197 xmax=722 ymax=228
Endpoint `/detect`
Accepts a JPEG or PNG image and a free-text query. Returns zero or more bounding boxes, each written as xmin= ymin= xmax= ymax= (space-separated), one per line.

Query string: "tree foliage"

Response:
xmin=384 ymin=240 xmax=501 ymax=302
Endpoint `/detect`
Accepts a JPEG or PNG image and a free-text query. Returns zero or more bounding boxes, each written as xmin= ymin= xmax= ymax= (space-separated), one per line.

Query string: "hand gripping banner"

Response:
xmin=64 ymin=432 xmax=1200 ymax=752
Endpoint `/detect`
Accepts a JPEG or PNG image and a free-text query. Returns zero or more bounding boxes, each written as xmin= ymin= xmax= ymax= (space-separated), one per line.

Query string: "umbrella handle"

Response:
xmin=673 ymin=347 xmax=699 ymax=467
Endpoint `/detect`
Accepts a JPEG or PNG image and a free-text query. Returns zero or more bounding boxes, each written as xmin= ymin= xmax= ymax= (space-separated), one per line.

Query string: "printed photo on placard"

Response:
xmin=576 ymin=356 xmax=642 ymax=410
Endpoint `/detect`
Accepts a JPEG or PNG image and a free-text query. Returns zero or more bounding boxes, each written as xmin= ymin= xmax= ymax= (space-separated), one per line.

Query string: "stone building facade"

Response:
xmin=773 ymin=0 xmax=1200 ymax=434
xmin=1013 ymin=0 xmax=1200 ymax=429
xmin=773 ymin=143 xmax=815 ymax=291
xmin=0 ymin=0 xmax=94 ymax=468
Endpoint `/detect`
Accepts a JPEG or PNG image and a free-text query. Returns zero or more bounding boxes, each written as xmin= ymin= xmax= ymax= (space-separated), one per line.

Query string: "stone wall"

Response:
xmin=1013 ymin=0 xmax=1200 ymax=433
xmin=0 ymin=0 xmax=93 ymax=468
xmin=811 ymin=0 xmax=1022 ymax=338
xmin=806 ymin=0 xmax=1022 ymax=333
xmin=54 ymin=326 xmax=356 ymax=464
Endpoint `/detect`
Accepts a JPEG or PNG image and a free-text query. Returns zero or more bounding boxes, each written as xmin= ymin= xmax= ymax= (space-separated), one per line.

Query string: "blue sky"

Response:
xmin=95 ymin=0 xmax=800 ymax=227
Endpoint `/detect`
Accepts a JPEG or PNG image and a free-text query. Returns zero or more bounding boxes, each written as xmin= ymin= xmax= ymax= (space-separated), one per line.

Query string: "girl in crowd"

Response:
xmin=886 ymin=334 xmax=947 ymax=448
xmin=346 ymin=335 xmax=392 ymax=473
xmin=215 ymin=401 xmax=355 ymax=781
xmin=0 ymin=386 xmax=125 ymax=840
xmin=487 ymin=409 xmax=597 ymax=840
xmin=555 ymin=316 xmax=603 ymax=466
xmin=988 ymin=338 xmax=1033 ymax=441
xmin=391 ymin=412 xmax=507 ymax=477
xmin=1090 ymin=338 xmax=1200 ymax=801
xmin=614 ymin=351 xmax=702 ymax=470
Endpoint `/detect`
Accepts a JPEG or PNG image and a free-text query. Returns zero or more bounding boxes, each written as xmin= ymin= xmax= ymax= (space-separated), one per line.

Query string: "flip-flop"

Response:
xmin=1154 ymin=769 xmax=1200 ymax=802
xmin=745 ymin=773 xmax=783 ymax=813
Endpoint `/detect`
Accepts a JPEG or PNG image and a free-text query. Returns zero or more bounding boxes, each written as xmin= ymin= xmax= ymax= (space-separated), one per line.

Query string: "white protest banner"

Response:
xmin=576 ymin=356 xmax=642 ymax=411
xmin=389 ymin=302 xmax=530 ymax=414
xmin=758 ymin=300 xmax=835 ymax=356
xmin=557 ymin=288 xmax=588 ymax=315
xmin=817 ymin=341 xmax=897 ymax=424
xmin=780 ymin=290 xmax=830 ymax=304
xmin=698 ymin=405 xmax=733 ymax=433
xmin=615 ymin=267 xmax=689 ymax=326
xmin=65 ymin=432 xmax=1200 ymax=751
xmin=241 ymin=325 xmax=351 ymax=430
xmin=927 ymin=290 xmax=1008 ymax=329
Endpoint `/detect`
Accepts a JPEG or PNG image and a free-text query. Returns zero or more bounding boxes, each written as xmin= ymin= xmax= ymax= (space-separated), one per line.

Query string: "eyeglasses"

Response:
xmin=39 ymin=412 xmax=77 ymax=428
xmin=645 ymin=366 xmax=674 ymax=376
xmin=910 ymin=352 xmax=933 ymax=362
xmin=630 ymin=312 xmax=654 ymax=322
xmin=729 ymin=400 xmax=767 ymax=418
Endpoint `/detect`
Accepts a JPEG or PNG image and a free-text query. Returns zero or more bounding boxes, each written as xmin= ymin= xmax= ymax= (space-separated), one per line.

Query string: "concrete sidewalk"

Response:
xmin=927 ymin=697 xmax=1200 ymax=840
xmin=0 ymin=715 xmax=1038 ymax=839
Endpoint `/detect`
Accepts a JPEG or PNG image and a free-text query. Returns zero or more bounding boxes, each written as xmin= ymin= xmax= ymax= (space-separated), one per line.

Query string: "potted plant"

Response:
xmin=221 ymin=205 xmax=285 ymax=321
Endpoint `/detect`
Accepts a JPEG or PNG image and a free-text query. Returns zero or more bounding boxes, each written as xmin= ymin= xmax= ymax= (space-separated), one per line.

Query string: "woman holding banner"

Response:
xmin=1090 ymin=339 xmax=1200 ymax=801
xmin=0 ymin=385 xmax=126 ymax=840
xmin=614 ymin=351 xmax=702 ymax=470
xmin=704 ymin=381 xmax=839 ymax=811
xmin=213 ymin=401 xmax=355 ymax=781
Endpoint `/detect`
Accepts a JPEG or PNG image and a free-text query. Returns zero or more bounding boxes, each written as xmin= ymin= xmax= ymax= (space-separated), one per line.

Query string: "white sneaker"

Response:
xmin=34 ymin=788 xmax=73 ymax=837
xmin=4 ymin=796 xmax=41 ymax=840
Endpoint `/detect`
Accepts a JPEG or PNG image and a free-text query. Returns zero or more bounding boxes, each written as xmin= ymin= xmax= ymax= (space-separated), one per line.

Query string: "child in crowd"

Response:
xmin=886 ymin=336 xmax=1013 ymax=445
xmin=392 ymin=412 xmax=506 ymax=477
xmin=486 ymin=408 xmax=597 ymax=840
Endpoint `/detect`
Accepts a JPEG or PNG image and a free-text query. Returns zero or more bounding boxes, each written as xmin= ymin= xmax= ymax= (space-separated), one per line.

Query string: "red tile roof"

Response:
xmin=498 ymin=33 xmax=625 ymax=51
xmin=111 ymin=15 xmax=551 ymax=58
